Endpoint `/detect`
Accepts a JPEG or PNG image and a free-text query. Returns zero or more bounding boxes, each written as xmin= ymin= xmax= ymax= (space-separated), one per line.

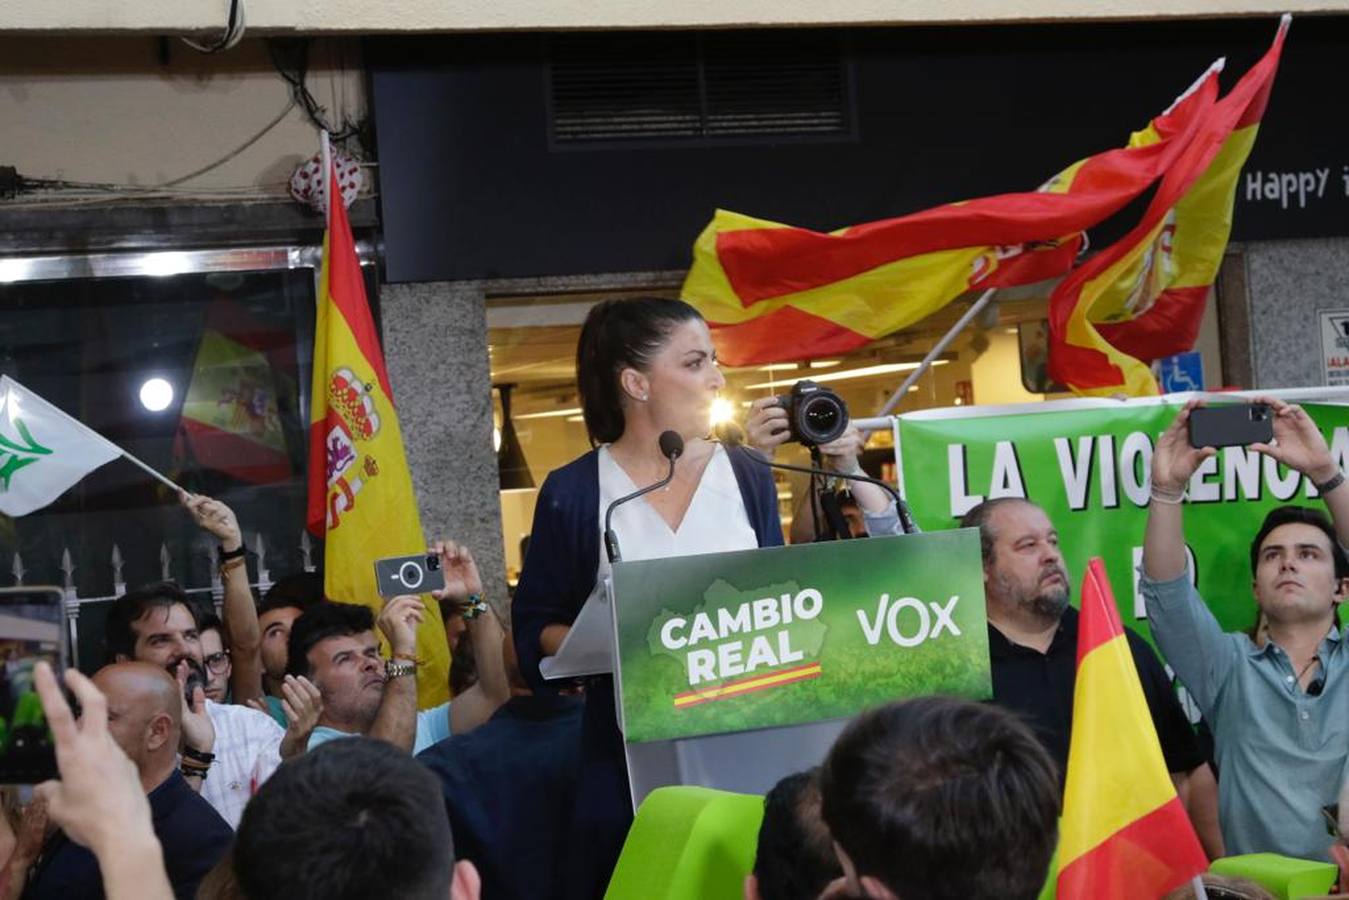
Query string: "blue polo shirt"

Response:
xmin=308 ymin=701 xmax=451 ymax=755
xmin=1143 ymin=562 xmax=1349 ymax=861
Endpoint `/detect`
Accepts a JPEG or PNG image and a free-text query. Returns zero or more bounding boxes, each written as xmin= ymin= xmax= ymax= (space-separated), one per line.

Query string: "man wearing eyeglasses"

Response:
xmin=199 ymin=612 xmax=232 ymax=704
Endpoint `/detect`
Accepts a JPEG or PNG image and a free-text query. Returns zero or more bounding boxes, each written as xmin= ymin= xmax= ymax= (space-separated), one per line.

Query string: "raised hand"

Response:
xmin=180 ymin=491 xmax=243 ymax=551
xmin=31 ymin=664 xmax=150 ymax=853
xmin=1249 ymin=396 xmax=1339 ymax=484
xmin=745 ymin=397 xmax=791 ymax=456
xmin=276 ymin=675 xmax=324 ymax=760
xmin=430 ymin=540 xmax=483 ymax=604
xmin=174 ymin=661 xmax=215 ymax=757
xmin=1152 ymin=399 xmax=1217 ymax=493
xmin=816 ymin=424 xmax=866 ymax=475
xmin=376 ymin=595 xmax=425 ymax=659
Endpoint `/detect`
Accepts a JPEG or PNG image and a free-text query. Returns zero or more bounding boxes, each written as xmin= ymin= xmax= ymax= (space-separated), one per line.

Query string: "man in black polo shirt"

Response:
xmin=20 ymin=662 xmax=231 ymax=900
xmin=960 ymin=498 xmax=1219 ymax=851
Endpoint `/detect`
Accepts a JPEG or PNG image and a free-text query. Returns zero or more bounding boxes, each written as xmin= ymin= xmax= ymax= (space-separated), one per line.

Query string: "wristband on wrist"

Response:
xmin=180 ymin=764 xmax=208 ymax=781
xmin=218 ymin=544 xmax=246 ymax=563
xmin=1150 ymin=481 xmax=1187 ymax=505
xmin=182 ymin=745 xmax=216 ymax=765
xmin=461 ymin=594 xmax=489 ymax=621
xmin=1317 ymin=472 xmax=1346 ymax=497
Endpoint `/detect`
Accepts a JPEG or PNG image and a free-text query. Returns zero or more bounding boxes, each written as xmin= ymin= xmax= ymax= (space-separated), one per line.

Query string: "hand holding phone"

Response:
xmin=0 ymin=588 xmax=68 ymax=784
xmin=373 ymin=553 xmax=446 ymax=599
xmin=1187 ymin=403 xmax=1273 ymax=449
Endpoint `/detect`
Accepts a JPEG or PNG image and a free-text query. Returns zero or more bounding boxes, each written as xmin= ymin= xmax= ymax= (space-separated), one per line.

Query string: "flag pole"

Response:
xmin=866 ymin=287 xmax=998 ymax=429
xmin=119 ymin=450 xmax=183 ymax=493
xmin=320 ymin=130 xmax=332 ymax=218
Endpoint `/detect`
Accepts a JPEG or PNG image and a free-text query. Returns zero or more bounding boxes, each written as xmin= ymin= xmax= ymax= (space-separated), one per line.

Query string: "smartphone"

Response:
xmin=374 ymin=553 xmax=446 ymax=599
xmin=1188 ymin=403 xmax=1273 ymax=449
xmin=0 ymin=587 xmax=67 ymax=784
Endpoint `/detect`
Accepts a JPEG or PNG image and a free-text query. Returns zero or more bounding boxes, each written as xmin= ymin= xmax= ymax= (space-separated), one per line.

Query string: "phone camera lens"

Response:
xmin=398 ymin=561 xmax=424 ymax=589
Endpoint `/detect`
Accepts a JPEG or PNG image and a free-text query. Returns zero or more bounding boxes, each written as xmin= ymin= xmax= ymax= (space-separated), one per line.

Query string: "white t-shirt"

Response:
xmin=200 ymin=700 xmax=284 ymax=829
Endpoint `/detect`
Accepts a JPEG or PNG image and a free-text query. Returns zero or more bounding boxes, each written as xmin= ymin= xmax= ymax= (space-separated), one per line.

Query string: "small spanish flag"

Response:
xmin=1055 ymin=559 xmax=1207 ymax=898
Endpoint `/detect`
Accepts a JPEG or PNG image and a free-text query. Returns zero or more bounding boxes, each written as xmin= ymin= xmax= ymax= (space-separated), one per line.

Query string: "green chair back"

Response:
xmin=604 ymin=786 xmax=765 ymax=900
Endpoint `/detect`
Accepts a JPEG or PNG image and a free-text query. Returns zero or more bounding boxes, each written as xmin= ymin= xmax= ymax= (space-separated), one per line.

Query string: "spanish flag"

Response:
xmin=1056 ymin=559 xmax=1207 ymax=898
xmin=680 ymin=60 xmax=1223 ymax=367
xmin=306 ymin=141 xmax=451 ymax=708
xmin=1048 ymin=16 xmax=1288 ymax=396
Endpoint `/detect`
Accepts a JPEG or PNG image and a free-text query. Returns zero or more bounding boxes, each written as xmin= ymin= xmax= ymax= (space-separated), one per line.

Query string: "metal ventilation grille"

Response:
xmin=548 ymin=31 xmax=851 ymax=145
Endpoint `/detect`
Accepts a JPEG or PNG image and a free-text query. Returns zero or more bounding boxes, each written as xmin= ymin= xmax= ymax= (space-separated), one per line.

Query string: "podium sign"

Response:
xmin=612 ymin=529 xmax=991 ymax=744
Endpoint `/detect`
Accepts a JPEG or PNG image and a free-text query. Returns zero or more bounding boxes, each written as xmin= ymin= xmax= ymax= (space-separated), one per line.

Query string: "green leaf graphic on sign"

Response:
xmin=0 ymin=418 xmax=51 ymax=491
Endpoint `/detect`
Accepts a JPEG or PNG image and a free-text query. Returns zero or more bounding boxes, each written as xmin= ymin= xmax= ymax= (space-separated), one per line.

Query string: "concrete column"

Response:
xmin=1246 ymin=237 xmax=1349 ymax=389
xmin=380 ymin=281 xmax=509 ymax=613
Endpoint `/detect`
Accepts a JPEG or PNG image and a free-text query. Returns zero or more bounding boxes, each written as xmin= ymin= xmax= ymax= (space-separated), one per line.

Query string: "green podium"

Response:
xmin=607 ymin=528 xmax=992 ymax=804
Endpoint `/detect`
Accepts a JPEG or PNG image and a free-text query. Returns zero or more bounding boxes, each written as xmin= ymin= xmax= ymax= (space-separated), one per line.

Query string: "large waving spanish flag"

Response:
xmin=1056 ymin=559 xmax=1207 ymax=898
xmin=680 ymin=62 xmax=1224 ymax=367
xmin=1048 ymin=16 xmax=1288 ymax=396
xmin=307 ymin=146 xmax=451 ymax=708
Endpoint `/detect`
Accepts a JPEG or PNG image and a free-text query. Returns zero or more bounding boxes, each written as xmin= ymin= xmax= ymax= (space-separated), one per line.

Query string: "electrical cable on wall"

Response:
xmin=268 ymin=39 xmax=365 ymax=145
xmin=181 ymin=0 xmax=247 ymax=54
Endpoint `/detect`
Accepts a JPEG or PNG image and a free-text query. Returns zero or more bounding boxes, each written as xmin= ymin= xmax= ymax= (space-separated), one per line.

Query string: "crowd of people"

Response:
xmin=6 ymin=295 xmax=1349 ymax=899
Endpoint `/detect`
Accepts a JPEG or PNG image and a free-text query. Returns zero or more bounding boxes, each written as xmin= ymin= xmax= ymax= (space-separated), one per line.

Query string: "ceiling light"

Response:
xmin=138 ymin=378 xmax=174 ymax=412
xmin=808 ymin=359 xmax=842 ymax=369
xmin=744 ymin=360 xmax=947 ymax=390
xmin=515 ymin=407 xmax=583 ymax=420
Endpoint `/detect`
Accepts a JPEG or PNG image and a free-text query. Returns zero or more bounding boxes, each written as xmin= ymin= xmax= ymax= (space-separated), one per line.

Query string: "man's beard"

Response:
xmin=996 ymin=564 xmax=1071 ymax=621
xmin=1029 ymin=585 xmax=1071 ymax=620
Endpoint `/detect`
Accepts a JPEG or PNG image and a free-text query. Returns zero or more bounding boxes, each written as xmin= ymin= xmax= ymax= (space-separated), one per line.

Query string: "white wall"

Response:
xmin=0 ymin=37 xmax=363 ymax=196
xmin=2 ymin=0 xmax=1346 ymax=34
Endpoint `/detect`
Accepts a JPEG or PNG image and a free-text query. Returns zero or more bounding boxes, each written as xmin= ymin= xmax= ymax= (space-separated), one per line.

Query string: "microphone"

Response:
xmin=603 ymin=430 xmax=685 ymax=563
xmin=720 ymin=432 xmax=918 ymax=535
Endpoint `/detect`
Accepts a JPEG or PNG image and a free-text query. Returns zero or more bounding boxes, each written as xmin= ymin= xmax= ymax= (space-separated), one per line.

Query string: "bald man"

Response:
xmin=21 ymin=663 xmax=232 ymax=900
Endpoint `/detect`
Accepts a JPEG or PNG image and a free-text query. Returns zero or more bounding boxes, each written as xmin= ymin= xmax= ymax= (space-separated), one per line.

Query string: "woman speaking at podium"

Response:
xmin=512 ymin=297 xmax=782 ymax=898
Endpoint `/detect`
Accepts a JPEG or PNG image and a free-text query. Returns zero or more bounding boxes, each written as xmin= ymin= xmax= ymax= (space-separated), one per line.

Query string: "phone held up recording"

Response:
xmin=0 ymin=587 xmax=68 ymax=784
xmin=373 ymin=553 xmax=446 ymax=599
xmin=1187 ymin=403 xmax=1274 ymax=450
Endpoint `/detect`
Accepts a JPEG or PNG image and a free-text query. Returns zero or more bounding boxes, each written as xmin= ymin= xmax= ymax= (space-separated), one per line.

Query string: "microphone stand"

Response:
xmin=603 ymin=455 xmax=678 ymax=563
xmin=737 ymin=445 xmax=919 ymax=535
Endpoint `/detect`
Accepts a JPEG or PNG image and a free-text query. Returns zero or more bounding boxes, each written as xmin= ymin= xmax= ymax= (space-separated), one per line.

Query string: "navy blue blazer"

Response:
xmin=511 ymin=444 xmax=783 ymax=899
xmin=513 ymin=444 xmax=783 ymax=690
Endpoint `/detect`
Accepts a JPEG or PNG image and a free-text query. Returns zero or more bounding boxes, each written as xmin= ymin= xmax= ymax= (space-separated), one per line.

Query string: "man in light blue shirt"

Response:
xmin=288 ymin=541 xmax=509 ymax=755
xmin=1142 ymin=397 xmax=1349 ymax=861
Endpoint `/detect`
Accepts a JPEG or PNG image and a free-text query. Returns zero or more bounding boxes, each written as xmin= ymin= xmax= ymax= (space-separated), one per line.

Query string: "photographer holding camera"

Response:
xmin=745 ymin=385 xmax=904 ymax=543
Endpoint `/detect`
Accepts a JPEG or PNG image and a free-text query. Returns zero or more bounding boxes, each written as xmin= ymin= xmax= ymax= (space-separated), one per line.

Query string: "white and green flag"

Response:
xmin=0 ymin=376 xmax=123 ymax=517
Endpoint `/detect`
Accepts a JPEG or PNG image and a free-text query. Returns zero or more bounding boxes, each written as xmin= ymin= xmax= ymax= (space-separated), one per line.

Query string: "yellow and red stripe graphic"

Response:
xmin=1049 ymin=17 xmax=1288 ymax=396
xmin=680 ymin=57 xmax=1225 ymax=367
xmin=673 ymin=662 xmax=822 ymax=709
xmin=1055 ymin=558 xmax=1207 ymax=898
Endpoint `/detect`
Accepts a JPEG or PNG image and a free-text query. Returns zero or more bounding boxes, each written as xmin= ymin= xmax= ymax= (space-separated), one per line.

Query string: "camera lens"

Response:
xmin=798 ymin=395 xmax=848 ymax=446
xmin=398 ymin=561 xmax=424 ymax=590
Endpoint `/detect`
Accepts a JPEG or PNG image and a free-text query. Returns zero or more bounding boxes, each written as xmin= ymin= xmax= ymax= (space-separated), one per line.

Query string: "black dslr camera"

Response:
xmin=774 ymin=380 xmax=849 ymax=447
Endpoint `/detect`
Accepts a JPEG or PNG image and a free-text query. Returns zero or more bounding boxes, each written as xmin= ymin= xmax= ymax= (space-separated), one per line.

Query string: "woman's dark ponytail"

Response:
xmin=576 ymin=297 xmax=703 ymax=444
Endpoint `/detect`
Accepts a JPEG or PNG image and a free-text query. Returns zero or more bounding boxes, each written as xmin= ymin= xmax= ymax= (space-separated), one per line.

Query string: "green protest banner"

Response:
xmin=895 ymin=395 xmax=1349 ymax=645
xmin=611 ymin=531 xmax=991 ymax=744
